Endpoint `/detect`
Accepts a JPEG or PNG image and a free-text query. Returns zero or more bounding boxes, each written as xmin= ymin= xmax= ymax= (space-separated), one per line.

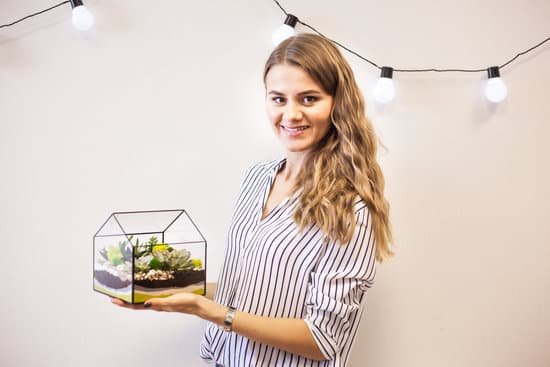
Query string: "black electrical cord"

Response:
xmin=2 ymin=0 xmax=548 ymax=74
xmin=0 ymin=1 xmax=70 ymax=29
xmin=274 ymin=0 xmax=550 ymax=73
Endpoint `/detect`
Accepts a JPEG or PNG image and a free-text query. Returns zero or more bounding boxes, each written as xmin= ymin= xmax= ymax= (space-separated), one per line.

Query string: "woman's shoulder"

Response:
xmin=353 ymin=195 xmax=370 ymax=217
xmin=238 ymin=157 xmax=285 ymax=187
xmin=243 ymin=157 xmax=285 ymax=178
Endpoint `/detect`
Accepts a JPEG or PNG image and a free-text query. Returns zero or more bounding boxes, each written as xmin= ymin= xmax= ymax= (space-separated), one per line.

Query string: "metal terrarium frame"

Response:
xmin=93 ymin=209 xmax=207 ymax=304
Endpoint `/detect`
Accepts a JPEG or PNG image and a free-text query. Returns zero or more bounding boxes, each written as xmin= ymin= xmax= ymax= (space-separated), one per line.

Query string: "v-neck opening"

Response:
xmin=258 ymin=157 xmax=290 ymax=225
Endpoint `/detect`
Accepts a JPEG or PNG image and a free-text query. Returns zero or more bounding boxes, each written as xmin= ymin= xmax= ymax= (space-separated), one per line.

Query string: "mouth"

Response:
xmin=281 ymin=125 xmax=310 ymax=132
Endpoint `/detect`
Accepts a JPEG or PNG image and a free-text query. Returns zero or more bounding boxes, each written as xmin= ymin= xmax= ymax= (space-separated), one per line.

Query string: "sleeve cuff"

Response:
xmin=304 ymin=318 xmax=337 ymax=361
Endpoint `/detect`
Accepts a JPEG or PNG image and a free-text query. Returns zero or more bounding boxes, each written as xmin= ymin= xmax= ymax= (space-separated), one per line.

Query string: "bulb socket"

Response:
xmin=380 ymin=66 xmax=394 ymax=79
xmin=487 ymin=66 xmax=501 ymax=79
xmin=284 ymin=14 xmax=298 ymax=28
xmin=70 ymin=0 xmax=84 ymax=8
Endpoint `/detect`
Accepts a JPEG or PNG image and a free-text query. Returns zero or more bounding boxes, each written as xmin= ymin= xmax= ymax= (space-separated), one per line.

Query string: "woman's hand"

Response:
xmin=110 ymin=292 xmax=227 ymax=327
xmin=110 ymin=292 xmax=202 ymax=315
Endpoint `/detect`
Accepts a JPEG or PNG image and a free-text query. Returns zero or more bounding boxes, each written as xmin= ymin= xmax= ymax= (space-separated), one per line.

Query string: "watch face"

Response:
xmin=223 ymin=307 xmax=236 ymax=331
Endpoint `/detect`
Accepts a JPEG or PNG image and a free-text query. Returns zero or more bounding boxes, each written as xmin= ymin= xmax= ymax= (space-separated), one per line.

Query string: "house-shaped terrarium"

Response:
xmin=93 ymin=209 xmax=206 ymax=304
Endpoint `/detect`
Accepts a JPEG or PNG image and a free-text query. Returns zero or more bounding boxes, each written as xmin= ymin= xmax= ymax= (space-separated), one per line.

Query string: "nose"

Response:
xmin=283 ymin=102 xmax=303 ymax=122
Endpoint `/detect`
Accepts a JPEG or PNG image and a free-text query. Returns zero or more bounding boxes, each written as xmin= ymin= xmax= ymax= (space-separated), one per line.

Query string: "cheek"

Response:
xmin=266 ymin=107 xmax=281 ymax=125
xmin=312 ymin=106 xmax=332 ymax=126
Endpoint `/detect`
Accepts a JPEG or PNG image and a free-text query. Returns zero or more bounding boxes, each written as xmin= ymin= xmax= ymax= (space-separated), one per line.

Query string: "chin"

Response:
xmin=284 ymin=144 xmax=312 ymax=153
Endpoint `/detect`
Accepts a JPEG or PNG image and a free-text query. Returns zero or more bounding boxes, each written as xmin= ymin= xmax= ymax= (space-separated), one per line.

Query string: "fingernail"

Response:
xmin=143 ymin=303 xmax=151 ymax=308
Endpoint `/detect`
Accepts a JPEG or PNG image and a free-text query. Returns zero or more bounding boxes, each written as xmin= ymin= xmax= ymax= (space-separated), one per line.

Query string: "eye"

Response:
xmin=303 ymin=96 xmax=318 ymax=104
xmin=271 ymin=96 xmax=285 ymax=104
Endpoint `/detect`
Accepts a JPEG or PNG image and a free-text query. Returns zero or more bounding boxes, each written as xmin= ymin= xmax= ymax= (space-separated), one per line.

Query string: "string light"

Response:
xmin=272 ymin=14 xmax=298 ymax=46
xmin=1 ymin=1 xmax=549 ymax=105
xmin=373 ymin=67 xmax=396 ymax=104
xmin=272 ymin=0 xmax=549 ymax=104
xmin=70 ymin=0 xmax=94 ymax=31
xmin=0 ymin=1 xmax=94 ymax=31
xmin=484 ymin=66 xmax=508 ymax=103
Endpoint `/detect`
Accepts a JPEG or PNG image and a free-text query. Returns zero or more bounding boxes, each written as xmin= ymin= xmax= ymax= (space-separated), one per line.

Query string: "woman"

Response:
xmin=112 ymin=33 xmax=393 ymax=367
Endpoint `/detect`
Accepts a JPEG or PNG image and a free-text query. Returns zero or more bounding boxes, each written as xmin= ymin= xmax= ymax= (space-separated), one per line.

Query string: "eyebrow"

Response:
xmin=267 ymin=89 xmax=323 ymax=95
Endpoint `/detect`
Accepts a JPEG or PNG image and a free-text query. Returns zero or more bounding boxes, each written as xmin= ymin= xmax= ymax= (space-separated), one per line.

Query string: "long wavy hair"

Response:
xmin=263 ymin=33 xmax=393 ymax=262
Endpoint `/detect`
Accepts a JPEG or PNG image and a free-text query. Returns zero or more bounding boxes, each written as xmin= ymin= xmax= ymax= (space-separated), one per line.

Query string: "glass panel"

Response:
xmin=93 ymin=234 xmax=133 ymax=303
xmin=133 ymin=237 xmax=206 ymax=303
xmin=95 ymin=214 xmax=124 ymax=237
xmin=164 ymin=211 xmax=205 ymax=243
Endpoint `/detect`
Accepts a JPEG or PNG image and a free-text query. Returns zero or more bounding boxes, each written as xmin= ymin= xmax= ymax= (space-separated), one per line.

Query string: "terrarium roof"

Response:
xmin=94 ymin=209 xmax=205 ymax=243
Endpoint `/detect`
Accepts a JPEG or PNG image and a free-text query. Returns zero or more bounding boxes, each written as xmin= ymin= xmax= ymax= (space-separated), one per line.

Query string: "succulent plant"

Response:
xmin=107 ymin=246 xmax=124 ymax=265
xmin=98 ymin=237 xmax=133 ymax=266
xmin=97 ymin=238 xmax=133 ymax=281
xmin=132 ymin=236 xmax=201 ymax=273
xmin=166 ymin=249 xmax=195 ymax=271
xmin=135 ymin=254 xmax=153 ymax=272
xmin=100 ymin=236 xmax=202 ymax=275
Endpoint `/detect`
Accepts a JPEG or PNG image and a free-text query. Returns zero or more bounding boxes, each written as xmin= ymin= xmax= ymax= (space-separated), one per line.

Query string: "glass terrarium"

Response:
xmin=93 ymin=209 xmax=206 ymax=304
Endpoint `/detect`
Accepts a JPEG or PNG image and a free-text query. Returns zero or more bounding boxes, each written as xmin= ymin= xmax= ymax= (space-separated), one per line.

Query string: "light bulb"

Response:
xmin=484 ymin=66 xmax=507 ymax=103
xmin=272 ymin=14 xmax=298 ymax=46
xmin=373 ymin=66 xmax=396 ymax=104
xmin=70 ymin=0 xmax=94 ymax=31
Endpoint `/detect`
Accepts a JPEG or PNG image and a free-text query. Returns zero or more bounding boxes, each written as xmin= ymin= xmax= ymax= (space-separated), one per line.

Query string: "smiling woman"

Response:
xmin=261 ymin=34 xmax=393 ymax=256
xmin=112 ymin=33 xmax=393 ymax=367
xmin=265 ymin=63 xmax=334 ymax=153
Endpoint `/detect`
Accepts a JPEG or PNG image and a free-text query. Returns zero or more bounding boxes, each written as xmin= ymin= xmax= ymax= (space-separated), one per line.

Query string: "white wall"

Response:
xmin=1 ymin=0 xmax=549 ymax=366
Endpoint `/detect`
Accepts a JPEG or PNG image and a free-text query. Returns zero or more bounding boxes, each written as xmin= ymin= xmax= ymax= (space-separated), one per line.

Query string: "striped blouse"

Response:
xmin=200 ymin=157 xmax=377 ymax=367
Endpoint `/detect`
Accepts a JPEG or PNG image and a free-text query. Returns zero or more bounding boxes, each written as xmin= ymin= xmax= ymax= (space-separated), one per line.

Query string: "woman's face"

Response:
xmin=265 ymin=63 xmax=334 ymax=155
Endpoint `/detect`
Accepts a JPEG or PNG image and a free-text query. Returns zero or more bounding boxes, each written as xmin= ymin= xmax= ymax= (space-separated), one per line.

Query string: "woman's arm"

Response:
xmin=200 ymin=282 xmax=322 ymax=358
xmin=196 ymin=297 xmax=326 ymax=361
xmin=111 ymin=294 xmax=326 ymax=361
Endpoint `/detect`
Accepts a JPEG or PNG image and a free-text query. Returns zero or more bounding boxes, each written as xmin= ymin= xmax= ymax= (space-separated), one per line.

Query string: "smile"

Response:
xmin=281 ymin=125 xmax=310 ymax=132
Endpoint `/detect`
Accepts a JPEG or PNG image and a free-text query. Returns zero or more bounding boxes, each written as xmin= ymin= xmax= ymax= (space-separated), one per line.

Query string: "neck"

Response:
xmin=280 ymin=151 xmax=310 ymax=182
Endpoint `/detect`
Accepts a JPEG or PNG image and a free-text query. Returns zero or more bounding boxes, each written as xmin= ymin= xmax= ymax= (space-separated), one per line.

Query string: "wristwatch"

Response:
xmin=223 ymin=306 xmax=237 ymax=332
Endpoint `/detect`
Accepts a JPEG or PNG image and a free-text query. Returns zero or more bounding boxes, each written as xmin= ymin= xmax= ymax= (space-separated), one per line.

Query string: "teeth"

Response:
xmin=284 ymin=126 xmax=309 ymax=131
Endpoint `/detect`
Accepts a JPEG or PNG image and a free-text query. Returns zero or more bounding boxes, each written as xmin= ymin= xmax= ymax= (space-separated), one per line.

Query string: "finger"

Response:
xmin=143 ymin=298 xmax=165 ymax=311
xmin=110 ymin=298 xmax=149 ymax=310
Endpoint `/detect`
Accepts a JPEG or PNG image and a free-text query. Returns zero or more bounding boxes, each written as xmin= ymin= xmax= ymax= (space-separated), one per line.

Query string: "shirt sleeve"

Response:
xmin=199 ymin=325 xmax=214 ymax=361
xmin=304 ymin=205 xmax=376 ymax=360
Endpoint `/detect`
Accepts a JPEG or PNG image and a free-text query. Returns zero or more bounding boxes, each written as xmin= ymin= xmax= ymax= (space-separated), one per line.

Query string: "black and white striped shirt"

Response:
xmin=200 ymin=157 xmax=377 ymax=367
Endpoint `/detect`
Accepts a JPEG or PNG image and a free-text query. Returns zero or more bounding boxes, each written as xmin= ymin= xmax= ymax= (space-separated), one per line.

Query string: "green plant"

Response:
xmin=98 ymin=236 xmax=133 ymax=266
xmin=99 ymin=235 xmax=202 ymax=273
xmin=133 ymin=236 xmax=201 ymax=272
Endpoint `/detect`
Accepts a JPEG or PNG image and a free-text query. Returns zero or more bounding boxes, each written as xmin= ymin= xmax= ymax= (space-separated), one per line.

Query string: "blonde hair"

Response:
xmin=263 ymin=33 xmax=393 ymax=262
